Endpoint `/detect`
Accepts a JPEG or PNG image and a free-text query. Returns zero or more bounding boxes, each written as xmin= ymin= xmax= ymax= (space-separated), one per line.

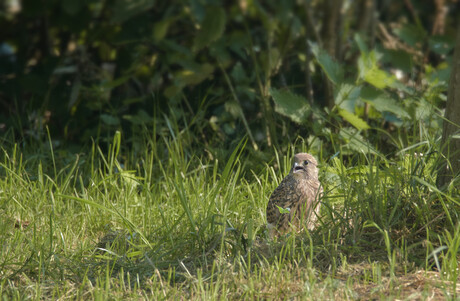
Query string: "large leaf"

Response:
xmin=335 ymin=84 xmax=361 ymax=112
xmin=259 ymin=48 xmax=281 ymax=75
xmin=338 ymin=109 xmax=370 ymax=130
xmin=358 ymin=50 xmax=395 ymax=89
xmin=193 ymin=7 xmax=226 ymax=51
xmin=270 ymin=88 xmax=310 ymax=124
xmin=365 ymin=68 xmax=395 ymax=89
xmin=309 ymin=42 xmax=344 ymax=85
xmin=365 ymin=95 xmax=410 ymax=119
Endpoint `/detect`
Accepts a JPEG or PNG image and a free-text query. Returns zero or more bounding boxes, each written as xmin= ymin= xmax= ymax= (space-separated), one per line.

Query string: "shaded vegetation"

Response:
xmin=0 ymin=0 xmax=457 ymax=154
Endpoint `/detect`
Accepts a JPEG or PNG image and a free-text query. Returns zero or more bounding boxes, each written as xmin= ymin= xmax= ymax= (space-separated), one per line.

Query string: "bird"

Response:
xmin=266 ymin=153 xmax=323 ymax=236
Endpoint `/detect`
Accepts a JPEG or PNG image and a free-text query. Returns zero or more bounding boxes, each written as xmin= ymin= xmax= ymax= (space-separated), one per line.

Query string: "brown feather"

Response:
xmin=266 ymin=153 xmax=323 ymax=235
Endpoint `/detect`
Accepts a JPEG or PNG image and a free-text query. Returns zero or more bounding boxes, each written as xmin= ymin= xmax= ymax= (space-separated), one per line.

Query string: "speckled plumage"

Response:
xmin=266 ymin=153 xmax=322 ymax=235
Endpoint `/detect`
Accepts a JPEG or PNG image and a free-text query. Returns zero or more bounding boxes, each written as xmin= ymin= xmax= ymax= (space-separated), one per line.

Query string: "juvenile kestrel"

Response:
xmin=266 ymin=153 xmax=322 ymax=236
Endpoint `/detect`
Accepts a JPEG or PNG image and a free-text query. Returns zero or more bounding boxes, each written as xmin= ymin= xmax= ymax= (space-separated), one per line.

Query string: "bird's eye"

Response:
xmin=304 ymin=160 xmax=309 ymax=165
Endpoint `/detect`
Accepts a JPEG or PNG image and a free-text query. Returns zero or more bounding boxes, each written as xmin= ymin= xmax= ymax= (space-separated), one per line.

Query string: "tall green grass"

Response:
xmin=0 ymin=123 xmax=459 ymax=299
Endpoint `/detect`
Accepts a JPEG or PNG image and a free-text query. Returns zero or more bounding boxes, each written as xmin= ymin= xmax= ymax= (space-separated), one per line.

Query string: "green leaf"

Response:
xmin=309 ymin=42 xmax=344 ymax=85
xmin=175 ymin=63 xmax=215 ymax=87
xmin=354 ymin=33 xmax=369 ymax=53
xmin=153 ymin=19 xmax=171 ymax=42
xmin=365 ymin=68 xmax=395 ymax=89
xmin=335 ymin=84 xmax=361 ymax=112
xmin=358 ymin=50 xmax=395 ymax=89
xmin=364 ymin=96 xmax=410 ymax=119
xmin=276 ymin=205 xmax=291 ymax=214
xmin=338 ymin=109 xmax=370 ymax=130
xmin=260 ymin=48 xmax=281 ymax=75
xmin=231 ymin=62 xmax=249 ymax=84
xmin=224 ymin=101 xmax=242 ymax=118
xmin=193 ymin=7 xmax=226 ymax=51
xmin=101 ymin=114 xmax=120 ymax=126
xmin=270 ymin=88 xmax=310 ymax=124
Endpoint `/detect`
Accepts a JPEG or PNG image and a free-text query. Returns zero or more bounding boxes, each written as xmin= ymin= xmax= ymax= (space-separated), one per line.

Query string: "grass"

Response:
xmin=0 ymin=126 xmax=459 ymax=300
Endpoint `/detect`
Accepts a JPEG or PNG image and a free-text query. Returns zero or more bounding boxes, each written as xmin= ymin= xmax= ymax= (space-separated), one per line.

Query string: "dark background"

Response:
xmin=0 ymin=0 xmax=458 ymax=159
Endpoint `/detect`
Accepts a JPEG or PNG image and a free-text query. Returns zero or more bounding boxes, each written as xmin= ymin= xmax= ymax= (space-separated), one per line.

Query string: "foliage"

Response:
xmin=0 ymin=0 xmax=456 ymax=156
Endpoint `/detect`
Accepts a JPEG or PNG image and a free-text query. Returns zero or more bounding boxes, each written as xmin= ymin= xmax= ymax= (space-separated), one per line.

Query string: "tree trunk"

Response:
xmin=321 ymin=0 xmax=343 ymax=111
xmin=436 ymin=26 xmax=460 ymax=188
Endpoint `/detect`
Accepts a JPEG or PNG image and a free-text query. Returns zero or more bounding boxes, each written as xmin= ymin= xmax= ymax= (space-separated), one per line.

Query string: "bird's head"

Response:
xmin=290 ymin=153 xmax=319 ymax=180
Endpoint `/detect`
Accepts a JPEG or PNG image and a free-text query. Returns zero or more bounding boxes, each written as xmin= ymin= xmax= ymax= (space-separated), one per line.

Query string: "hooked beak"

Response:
xmin=293 ymin=162 xmax=305 ymax=173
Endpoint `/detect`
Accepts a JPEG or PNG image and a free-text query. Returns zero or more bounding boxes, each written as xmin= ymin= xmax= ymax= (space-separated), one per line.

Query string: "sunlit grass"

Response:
xmin=0 ymin=125 xmax=459 ymax=300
